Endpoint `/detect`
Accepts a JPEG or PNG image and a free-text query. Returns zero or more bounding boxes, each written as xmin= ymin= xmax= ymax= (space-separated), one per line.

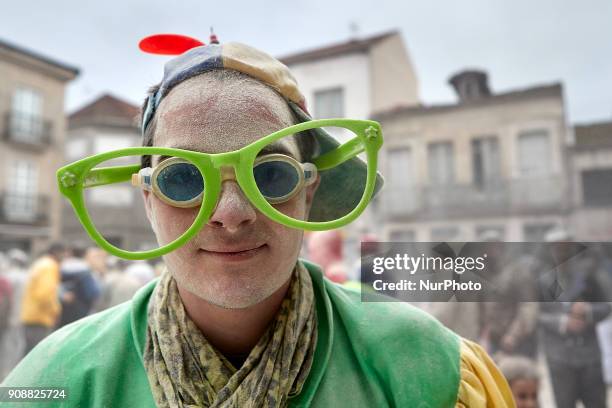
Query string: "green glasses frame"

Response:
xmin=57 ymin=118 xmax=383 ymax=260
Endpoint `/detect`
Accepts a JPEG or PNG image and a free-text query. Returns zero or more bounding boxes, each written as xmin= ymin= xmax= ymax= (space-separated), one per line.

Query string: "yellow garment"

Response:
xmin=20 ymin=256 xmax=61 ymax=328
xmin=457 ymin=339 xmax=516 ymax=407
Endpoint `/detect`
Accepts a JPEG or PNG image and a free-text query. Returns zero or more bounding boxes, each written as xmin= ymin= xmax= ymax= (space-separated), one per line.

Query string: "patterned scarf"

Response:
xmin=143 ymin=262 xmax=317 ymax=408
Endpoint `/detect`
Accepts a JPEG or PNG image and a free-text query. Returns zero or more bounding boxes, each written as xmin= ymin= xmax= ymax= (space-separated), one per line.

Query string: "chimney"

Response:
xmin=448 ymin=70 xmax=491 ymax=102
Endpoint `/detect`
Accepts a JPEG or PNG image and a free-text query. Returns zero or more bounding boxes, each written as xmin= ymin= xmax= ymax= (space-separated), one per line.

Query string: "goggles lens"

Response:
xmin=253 ymin=126 xmax=367 ymax=223
xmin=253 ymin=159 xmax=301 ymax=202
xmin=156 ymin=161 xmax=204 ymax=202
xmin=151 ymin=155 xmax=309 ymax=207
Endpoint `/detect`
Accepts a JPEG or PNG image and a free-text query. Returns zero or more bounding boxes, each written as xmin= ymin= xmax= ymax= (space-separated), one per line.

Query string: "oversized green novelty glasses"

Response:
xmin=57 ymin=119 xmax=382 ymax=260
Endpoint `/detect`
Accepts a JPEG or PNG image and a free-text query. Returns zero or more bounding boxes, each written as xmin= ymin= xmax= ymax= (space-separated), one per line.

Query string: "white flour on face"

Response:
xmin=154 ymin=70 xmax=297 ymax=154
xmin=147 ymin=70 xmax=308 ymax=308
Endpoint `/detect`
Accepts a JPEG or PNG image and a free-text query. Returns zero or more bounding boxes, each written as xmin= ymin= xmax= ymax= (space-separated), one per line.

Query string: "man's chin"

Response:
xmin=175 ymin=270 xmax=277 ymax=308
xmin=194 ymin=286 xmax=277 ymax=310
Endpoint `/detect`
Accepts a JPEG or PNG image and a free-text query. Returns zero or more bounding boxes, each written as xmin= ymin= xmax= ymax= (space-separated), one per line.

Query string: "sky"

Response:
xmin=1 ymin=0 xmax=611 ymax=124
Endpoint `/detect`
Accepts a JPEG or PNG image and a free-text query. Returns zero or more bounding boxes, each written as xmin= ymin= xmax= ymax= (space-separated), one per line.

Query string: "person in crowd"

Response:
xmin=478 ymin=231 xmax=539 ymax=359
xmin=539 ymin=227 xmax=611 ymax=408
xmin=498 ymin=356 xmax=540 ymax=408
xmin=94 ymin=255 xmax=143 ymax=311
xmin=0 ymin=249 xmax=29 ymax=379
xmin=3 ymin=36 xmax=513 ymax=406
xmin=424 ymin=231 xmax=499 ymax=343
xmin=85 ymin=246 xmax=108 ymax=282
xmin=125 ymin=259 xmax=155 ymax=286
xmin=307 ymin=230 xmax=347 ymax=284
xmin=594 ymin=243 xmax=612 ymax=385
xmin=0 ymin=256 xmax=12 ymax=357
xmin=57 ymin=245 xmax=101 ymax=327
xmin=19 ymin=243 xmax=67 ymax=355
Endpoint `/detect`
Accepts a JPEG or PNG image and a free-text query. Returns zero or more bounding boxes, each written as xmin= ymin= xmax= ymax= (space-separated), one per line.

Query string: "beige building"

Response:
xmin=0 ymin=39 xmax=78 ymax=253
xmin=63 ymin=94 xmax=157 ymax=251
xmin=374 ymin=71 xmax=570 ymax=242
xmin=568 ymin=121 xmax=612 ymax=240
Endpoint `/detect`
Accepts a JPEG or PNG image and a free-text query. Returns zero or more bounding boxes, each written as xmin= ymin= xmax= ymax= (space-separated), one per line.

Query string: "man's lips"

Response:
xmin=201 ymin=243 xmax=266 ymax=254
xmin=199 ymin=243 xmax=267 ymax=261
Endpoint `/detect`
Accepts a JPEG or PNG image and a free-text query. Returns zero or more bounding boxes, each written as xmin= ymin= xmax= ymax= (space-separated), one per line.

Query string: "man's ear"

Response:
xmin=304 ymin=174 xmax=321 ymax=213
xmin=142 ymin=190 xmax=154 ymax=225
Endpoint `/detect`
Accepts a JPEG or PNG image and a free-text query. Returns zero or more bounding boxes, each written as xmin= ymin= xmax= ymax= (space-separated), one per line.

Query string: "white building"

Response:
xmin=63 ymin=94 xmax=157 ymax=251
xmin=280 ymin=30 xmax=420 ymax=259
xmin=281 ymin=30 xmax=419 ymax=123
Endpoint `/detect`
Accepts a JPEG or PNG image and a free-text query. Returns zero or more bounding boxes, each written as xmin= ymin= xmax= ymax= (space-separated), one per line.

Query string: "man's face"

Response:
xmin=143 ymin=73 xmax=318 ymax=308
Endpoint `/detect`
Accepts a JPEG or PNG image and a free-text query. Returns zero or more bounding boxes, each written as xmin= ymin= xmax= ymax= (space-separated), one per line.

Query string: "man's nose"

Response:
xmin=208 ymin=179 xmax=257 ymax=232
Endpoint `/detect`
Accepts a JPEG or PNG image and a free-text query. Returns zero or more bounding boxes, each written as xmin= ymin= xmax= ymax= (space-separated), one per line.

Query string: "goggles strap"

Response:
xmin=132 ymin=167 xmax=154 ymax=191
xmin=302 ymin=163 xmax=318 ymax=186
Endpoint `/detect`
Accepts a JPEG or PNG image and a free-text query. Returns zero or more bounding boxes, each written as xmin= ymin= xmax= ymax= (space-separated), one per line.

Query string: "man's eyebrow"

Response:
xmin=152 ymin=143 xmax=298 ymax=167
xmin=257 ymin=143 xmax=296 ymax=158
xmin=153 ymin=146 xmax=194 ymax=166
xmin=155 ymin=155 xmax=172 ymax=165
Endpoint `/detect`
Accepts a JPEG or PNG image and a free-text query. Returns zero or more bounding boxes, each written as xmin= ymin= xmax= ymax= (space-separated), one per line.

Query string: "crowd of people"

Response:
xmin=306 ymin=229 xmax=612 ymax=408
xmin=0 ymin=243 xmax=163 ymax=380
xmin=1 ymin=228 xmax=612 ymax=407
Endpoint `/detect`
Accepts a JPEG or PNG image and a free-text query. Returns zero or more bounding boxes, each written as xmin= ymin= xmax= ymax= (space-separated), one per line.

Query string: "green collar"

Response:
xmin=129 ymin=260 xmax=333 ymax=407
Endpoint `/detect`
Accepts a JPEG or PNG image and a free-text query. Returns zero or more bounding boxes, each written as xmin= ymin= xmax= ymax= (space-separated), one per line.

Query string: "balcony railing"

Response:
xmin=0 ymin=193 xmax=50 ymax=225
xmin=3 ymin=112 xmax=52 ymax=147
xmin=383 ymin=176 xmax=566 ymax=219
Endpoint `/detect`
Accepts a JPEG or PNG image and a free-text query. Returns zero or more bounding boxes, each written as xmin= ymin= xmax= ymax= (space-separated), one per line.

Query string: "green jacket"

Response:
xmin=2 ymin=261 xmax=463 ymax=407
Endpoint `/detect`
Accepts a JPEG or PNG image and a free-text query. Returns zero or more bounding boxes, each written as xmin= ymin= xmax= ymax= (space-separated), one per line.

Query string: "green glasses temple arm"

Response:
xmin=312 ymin=136 xmax=364 ymax=171
xmin=83 ymin=164 xmax=142 ymax=188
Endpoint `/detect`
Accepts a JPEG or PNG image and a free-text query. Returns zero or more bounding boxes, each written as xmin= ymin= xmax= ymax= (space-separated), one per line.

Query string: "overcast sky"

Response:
xmin=1 ymin=0 xmax=611 ymax=124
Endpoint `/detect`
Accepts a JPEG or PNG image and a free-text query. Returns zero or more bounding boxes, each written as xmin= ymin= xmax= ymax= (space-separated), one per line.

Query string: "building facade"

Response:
xmin=281 ymin=30 xmax=419 ymax=123
xmin=568 ymin=121 xmax=612 ymax=240
xmin=374 ymin=71 xmax=570 ymax=242
xmin=0 ymin=39 xmax=78 ymax=253
xmin=62 ymin=94 xmax=157 ymax=251
xmin=280 ymin=31 xmax=420 ymax=260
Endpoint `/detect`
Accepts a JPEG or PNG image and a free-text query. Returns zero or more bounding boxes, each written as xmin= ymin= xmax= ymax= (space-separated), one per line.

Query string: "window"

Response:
xmin=11 ymin=88 xmax=44 ymax=142
xmin=582 ymin=169 xmax=612 ymax=206
xmin=93 ymin=136 xmax=135 ymax=166
xmin=518 ymin=130 xmax=551 ymax=176
xmin=472 ymin=136 xmax=500 ymax=187
xmin=387 ymin=147 xmax=416 ymax=214
xmin=314 ymin=88 xmax=344 ymax=119
xmin=461 ymin=81 xmax=479 ymax=100
xmin=390 ymin=230 xmax=415 ymax=242
xmin=93 ymin=136 xmax=133 ymax=154
xmin=388 ymin=148 xmax=414 ymax=186
xmin=66 ymin=139 xmax=88 ymax=161
xmin=431 ymin=226 xmax=460 ymax=242
xmin=87 ymin=186 xmax=133 ymax=206
xmin=428 ymin=142 xmax=454 ymax=185
xmin=523 ymin=223 xmax=555 ymax=241
xmin=475 ymin=225 xmax=505 ymax=241
xmin=5 ymin=160 xmax=38 ymax=221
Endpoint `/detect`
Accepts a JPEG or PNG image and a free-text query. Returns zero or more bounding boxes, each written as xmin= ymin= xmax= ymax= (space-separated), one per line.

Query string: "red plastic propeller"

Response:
xmin=139 ymin=34 xmax=205 ymax=55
